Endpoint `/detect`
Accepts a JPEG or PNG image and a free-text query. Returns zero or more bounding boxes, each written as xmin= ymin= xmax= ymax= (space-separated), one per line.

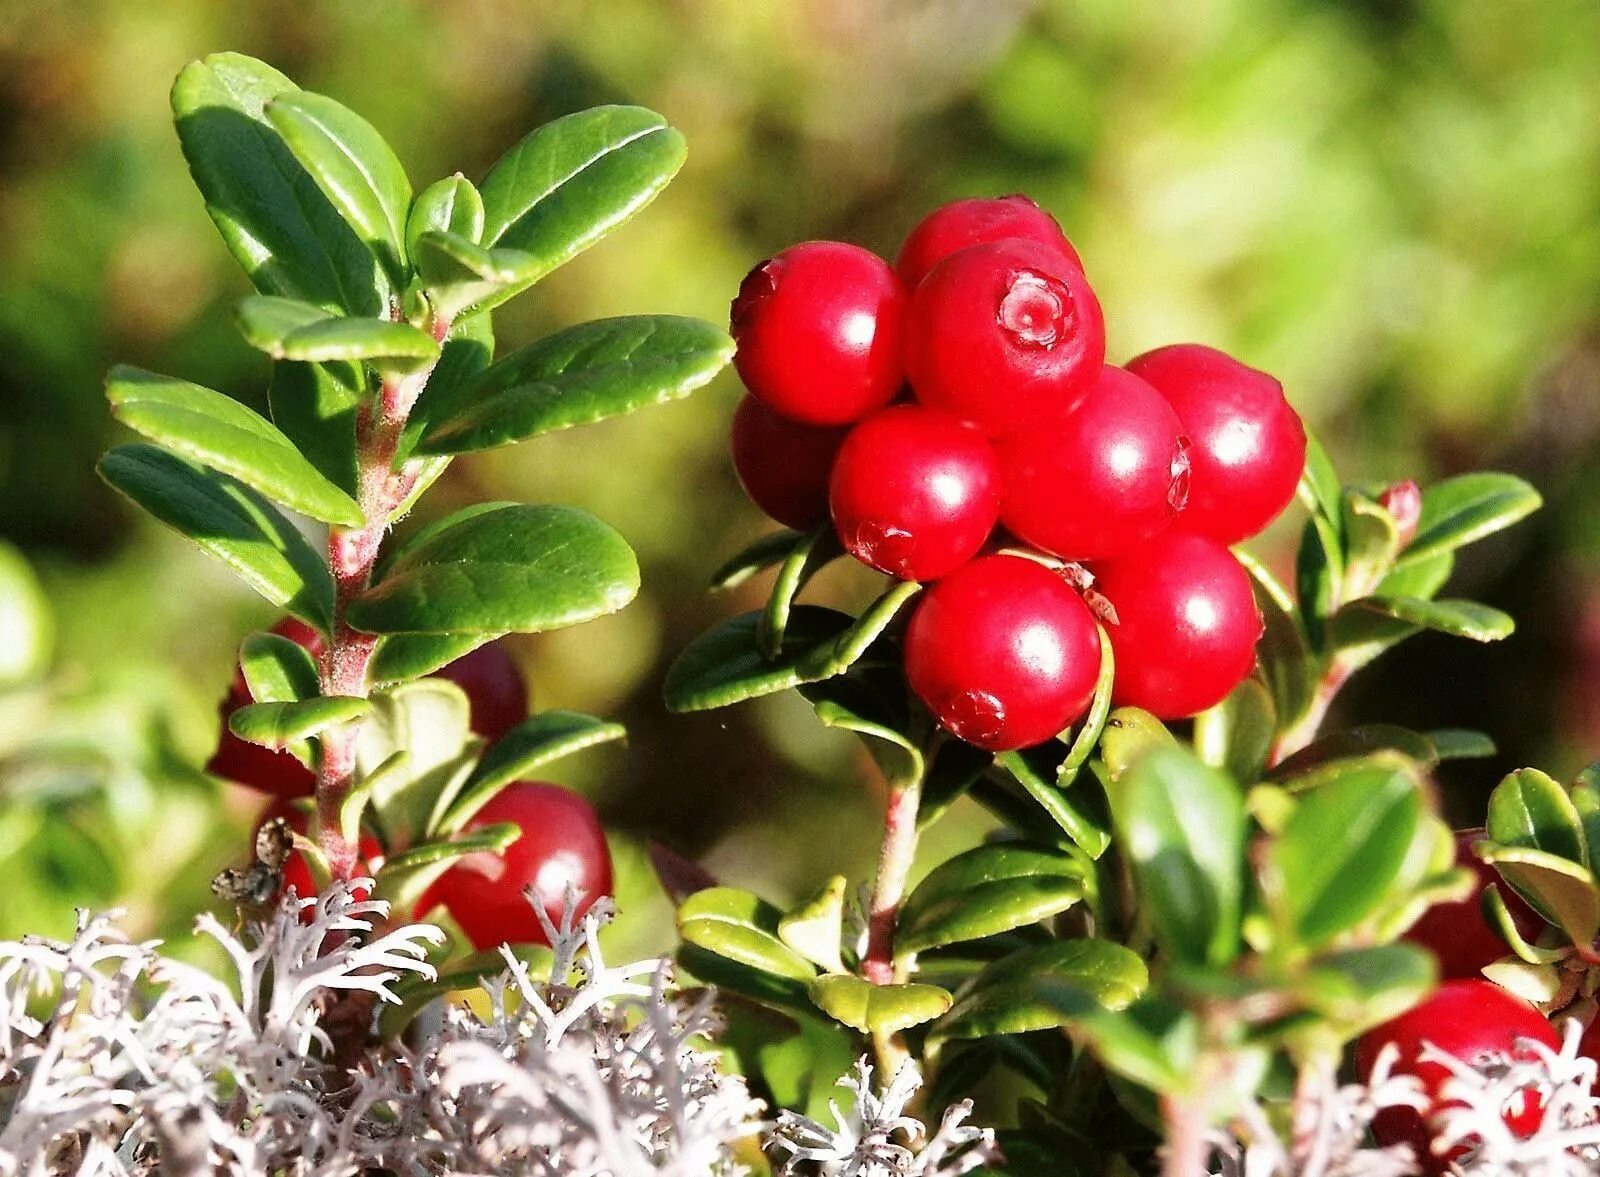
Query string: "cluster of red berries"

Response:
xmin=729 ymin=196 xmax=1305 ymax=751
xmin=209 ymin=620 xmax=611 ymax=948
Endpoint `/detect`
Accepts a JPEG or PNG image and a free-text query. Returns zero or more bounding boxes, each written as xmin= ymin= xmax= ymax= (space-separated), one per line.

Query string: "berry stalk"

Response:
xmin=862 ymin=774 xmax=922 ymax=986
xmin=316 ymin=311 xmax=451 ymax=880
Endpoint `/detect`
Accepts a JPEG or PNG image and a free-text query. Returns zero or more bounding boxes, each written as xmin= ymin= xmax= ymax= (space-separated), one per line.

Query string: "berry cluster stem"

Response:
xmin=862 ymin=775 xmax=922 ymax=987
xmin=315 ymin=313 xmax=451 ymax=880
xmin=1268 ymin=653 xmax=1355 ymax=767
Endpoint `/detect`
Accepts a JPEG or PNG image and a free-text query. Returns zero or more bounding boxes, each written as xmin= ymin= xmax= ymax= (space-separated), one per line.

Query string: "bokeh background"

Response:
xmin=1 ymin=0 xmax=1598 ymax=958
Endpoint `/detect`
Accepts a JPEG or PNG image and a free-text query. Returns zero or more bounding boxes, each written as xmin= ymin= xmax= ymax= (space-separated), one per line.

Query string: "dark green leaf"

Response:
xmin=677 ymin=887 xmax=818 ymax=982
xmin=412 ymin=230 xmax=543 ymax=320
xmin=805 ymin=677 xmax=923 ymax=790
xmin=1396 ymin=472 xmax=1542 ymax=569
xmin=933 ymin=940 xmax=1147 ymax=1041
xmin=236 ymin=295 xmax=334 ymax=349
xmin=1270 ymin=726 xmax=1438 ymax=785
xmin=1108 ymin=744 xmax=1245 ymax=967
xmin=1340 ymin=596 xmax=1515 ymax=644
xmin=1476 ymin=842 xmax=1600 ymax=944
xmin=347 ymin=504 xmax=639 ymax=635
xmin=239 ymin=631 xmax=320 ymax=703
xmin=407 ymin=175 xmax=485 ymax=260
xmin=1487 ymin=768 xmax=1586 ymax=866
xmin=368 ymin=632 xmax=501 ymax=684
xmin=1266 ymin=756 xmax=1424 ymax=948
xmin=171 ymin=53 xmax=385 ymax=315
xmin=397 ymin=310 xmax=495 ymax=463
xmin=274 ymin=316 xmax=441 ymax=374
xmin=417 ymin=316 xmax=733 ymax=455
xmin=807 ymin=975 xmax=952 ymax=1035
xmin=266 ymin=90 xmax=412 ymax=286
xmin=795 ymin=580 xmax=923 ymax=680
xmin=442 ymin=711 xmax=627 ymax=831
xmin=378 ymin=822 xmax=520 ymax=913
xmin=1297 ymin=431 xmax=1343 ymax=526
xmin=230 ymin=695 xmax=369 ymax=747
xmin=1056 ymin=628 xmax=1115 ymax=788
xmin=1377 ymin=550 xmax=1454 ymax=600
xmin=917 ymin=739 xmax=994 ymax=831
xmin=1028 ymin=988 xmax=1201 ymax=1095
xmin=1193 ymin=678 xmax=1276 ymax=786
xmin=1426 ymin=729 xmax=1496 ymax=762
xmin=267 ymin=359 xmax=364 ymax=498
xmin=760 ymin=526 xmax=844 ymax=659
xmin=477 ymin=105 xmax=686 ymax=307
xmin=106 ymin=366 xmax=364 ymax=526
xmin=676 ymin=944 xmax=813 ymax=1012
xmin=997 ymin=746 xmax=1112 ymax=859
xmin=1240 ymin=552 xmax=1319 ymax=725
xmin=98 ymin=444 xmax=333 ymax=627
xmin=1295 ymin=944 xmax=1436 ymax=1032
xmin=897 ymin=843 xmax=1088 ymax=954
xmin=663 ymin=607 xmax=852 ymax=713
xmin=710 ymin=531 xmax=805 ymax=591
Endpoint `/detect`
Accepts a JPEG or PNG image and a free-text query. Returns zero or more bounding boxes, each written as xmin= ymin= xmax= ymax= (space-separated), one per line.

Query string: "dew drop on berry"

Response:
xmin=997 ymin=271 xmax=1072 ymax=349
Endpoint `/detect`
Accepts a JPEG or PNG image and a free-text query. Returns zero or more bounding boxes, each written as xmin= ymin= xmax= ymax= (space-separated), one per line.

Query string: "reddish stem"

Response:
xmin=862 ymin=777 xmax=922 ymax=986
xmin=1268 ymin=654 xmax=1354 ymax=768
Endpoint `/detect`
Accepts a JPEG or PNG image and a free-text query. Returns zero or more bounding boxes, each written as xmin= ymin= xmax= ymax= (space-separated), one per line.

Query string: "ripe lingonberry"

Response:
xmin=895 ymin=195 xmax=1083 ymax=291
xmin=1091 ymin=530 xmax=1262 ymax=719
xmin=904 ymin=554 xmax=1102 ymax=751
xmin=997 ymin=365 xmax=1188 ymax=562
xmin=828 ymin=404 xmax=1001 ymax=582
xmin=1125 ymin=343 xmax=1306 ymax=544
xmin=418 ymin=781 xmax=613 ymax=950
xmin=433 ymin=640 xmax=529 ymax=745
xmin=1405 ymin=829 xmax=1542 ymax=980
xmin=207 ymin=617 xmax=324 ymax=799
xmin=730 ymin=241 xmax=906 ymax=426
xmin=1356 ymin=980 xmax=1559 ymax=1175
xmin=730 ymin=394 xmax=849 ymax=530
xmin=905 ymin=239 xmax=1105 ymax=438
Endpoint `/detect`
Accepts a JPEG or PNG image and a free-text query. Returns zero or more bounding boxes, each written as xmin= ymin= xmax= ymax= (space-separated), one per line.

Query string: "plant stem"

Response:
xmin=1160 ymin=1091 xmax=1211 ymax=1177
xmin=862 ymin=775 xmax=923 ymax=986
xmin=1268 ymin=654 xmax=1354 ymax=767
xmin=315 ymin=315 xmax=450 ymax=879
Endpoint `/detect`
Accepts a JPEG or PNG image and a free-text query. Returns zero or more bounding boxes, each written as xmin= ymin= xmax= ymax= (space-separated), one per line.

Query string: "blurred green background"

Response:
xmin=1 ymin=0 xmax=1598 ymax=958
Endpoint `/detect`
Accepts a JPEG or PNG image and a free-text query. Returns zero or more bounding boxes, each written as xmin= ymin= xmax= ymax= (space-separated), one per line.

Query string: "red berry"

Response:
xmin=1124 ymin=344 xmax=1306 ymax=544
xmin=1405 ymin=829 xmax=1544 ymax=980
xmin=906 ymin=239 xmax=1105 ymax=438
xmin=730 ymin=241 xmax=906 ymax=426
xmin=1357 ymin=980 xmax=1559 ymax=1175
xmin=904 ymin=555 xmax=1102 ymax=751
xmin=730 ymin=394 xmax=849 ymax=530
xmin=433 ymin=640 xmax=529 ymax=745
xmin=1092 ymin=530 xmax=1261 ymax=719
xmin=207 ymin=618 xmax=324 ymax=799
xmin=828 ymin=405 xmax=1001 ymax=582
xmin=895 ymin=195 xmax=1084 ymax=291
xmin=418 ymin=782 xmax=613 ymax=950
xmin=997 ymin=365 xmax=1188 ymax=562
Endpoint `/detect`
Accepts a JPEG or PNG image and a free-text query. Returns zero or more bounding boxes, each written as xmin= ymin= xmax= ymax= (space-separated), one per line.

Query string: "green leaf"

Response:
xmin=236 ymin=295 xmax=334 ymax=349
xmin=1426 ymin=729 xmax=1496 ymax=761
xmin=1098 ymin=708 xmax=1179 ymax=782
xmin=933 ymin=940 xmax=1148 ymax=1041
xmin=1056 ymin=627 xmax=1115 ymax=788
xmin=171 ymin=53 xmax=384 ymax=315
xmin=795 ymin=580 xmax=923 ymax=680
xmin=230 ymin=696 xmax=369 ymax=747
xmin=267 ymin=360 xmax=364 ymax=498
xmin=98 ymin=444 xmax=333 ymax=628
xmin=356 ymin=679 xmax=478 ymax=847
xmin=778 ymin=875 xmax=847 ymax=974
xmin=441 ymin=711 xmax=627 ymax=832
xmin=238 ymin=631 xmax=320 ymax=703
xmin=1298 ymin=431 xmax=1343 ymax=526
xmin=106 ymin=366 xmax=364 ymax=526
xmin=266 ymin=90 xmax=412 ymax=286
xmin=378 ymin=822 xmax=521 ymax=913
xmin=411 ymin=230 xmax=543 ymax=320
xmin=677 ymin=887 xmax=818 ymax=982
xmin=1108 ymin=744 xmax=1245 ymax=968
xmin=710 ymin=531 xmax=805 ymax=591
xmin=1030 ymin=989 xmax=1201 ymax=1095
xmin=1377 ymin=550 xmax=1455 ymax=601
xmin=1193 ymin=678 xmax=1276 ymax=787
xmin=368 ymin=632 xmax=501 ymax=684
xmin=760 ymin=526 xmax=844 ymax=659
xmin=997 ymin=747 xmax=1113 ymax=859
xmin=1395 ymin=472 xmax=1542 ymax=569
xmin=1476 ymin=842 xmax=1600 ymax=944
xmin=1270 ymin=726 xmax=1439 ymax=785
xmin=917 ymin=739 xmax=994 ymax=832
xmin=397 ymin=310 xmax=495 ymax=464
xmin=476 ymin=105 xmax=687 ymax=307
xmin=347 ymin=504 xmax=639 ymax=635
xmin=807 ymin=975 xmax=952 ymax=1036
xmin=1339 ymin=596 xmax=1515 ymax=644
xmin=676 ymin=944 xmax=813 ymax=1012
xmin=801 ymin=670 xmax=923 ymax=789
xmin=896 ymin=843 xmax=1088 ymax=955
xmin=663 ymin=607 xmax=853 ymax=713
xmin=1295 ymin=944 xmax=1437 ymax=1033
xmin=1265 ymin=756 xmax=1424 ymax=948
xmin=417 ymin=316 xmax=734 ymax=455
xmin=1240 ymin=551 xmax=1319 ymax=725
xmin=407 ymin=175 xmax=485 ymax=260
xmin=1487 ymin=768 xmax=1586 ymax=866
xmin=273 ymin=316 xmax=441 ymax=375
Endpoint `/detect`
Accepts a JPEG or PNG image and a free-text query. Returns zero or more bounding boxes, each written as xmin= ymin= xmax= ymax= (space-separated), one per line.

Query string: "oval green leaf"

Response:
xmin=807 ymin=974 xmax=952 ymax=1036
xmin=663 ymin=607 xmax=853 ymax=713
xmin=441 ymin=711 xmax=628 ymax=832
xmin=230 ymin=695 xmax=370 ymax=748
xmin=897 ymin=843 xmax=1088 ymax=955
xmin=933 ymin=939 xmax=1148 ymax=1041
xmin=1396 ymin=472 xmax=1542 ymax=569
xmin=677 ymin=887 xmax=818 ymax=982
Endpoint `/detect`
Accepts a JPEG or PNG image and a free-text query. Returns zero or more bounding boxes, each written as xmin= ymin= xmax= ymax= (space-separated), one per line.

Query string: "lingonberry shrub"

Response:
xmin=664 ymin=191 xmax=1575 ymax=1176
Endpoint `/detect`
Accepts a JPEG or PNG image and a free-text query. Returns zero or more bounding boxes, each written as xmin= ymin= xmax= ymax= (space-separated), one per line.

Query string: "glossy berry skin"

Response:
xmin=1357 ymin=980 xmax=1558 ymax=1175
xmin=207 ymin=618 xmax=324 ymax=799
xmin=906 ymin=239 xmax=1105 ymax=438
xmin=433 ymin=640 xmax=529 ymax=745
xmin=730 ymin=394 xmax=849 ymax=530
xmin=419 ymin=782 xmax=613 ymax=950
xmin=904 ymin=555 xmax=1102 ymax=751
xmin=731 ymin=241 xmax=906 ymax=426
xmin=997 ymin=365 xmax=1188 ymax=562
xmin=895 ymin=195 xmax=1083 ymax=291
xmin=1092 ymin=530 xmax=1262 ymax=719
xmin=1125 ymin=344 xmax=1305 ymax=543
xmin=1405 ymin=829 xmax=1544 ymax=980
xmin=828 ymin=405 xmax=1001 ymax=582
